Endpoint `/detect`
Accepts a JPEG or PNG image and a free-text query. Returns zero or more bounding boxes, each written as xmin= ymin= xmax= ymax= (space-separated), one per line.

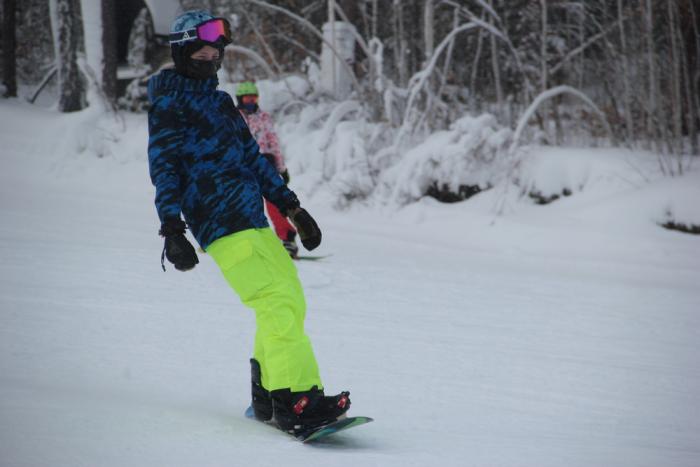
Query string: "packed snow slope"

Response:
xmin=1 ymin=99 xmax=699 ymax=467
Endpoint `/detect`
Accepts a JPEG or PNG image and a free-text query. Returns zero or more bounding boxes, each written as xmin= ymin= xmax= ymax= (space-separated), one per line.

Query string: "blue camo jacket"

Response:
xmin=147 ymin=69 xmax=297 ymax=249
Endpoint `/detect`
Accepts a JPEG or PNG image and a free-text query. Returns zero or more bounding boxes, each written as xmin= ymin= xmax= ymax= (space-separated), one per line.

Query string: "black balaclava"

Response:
xmin=172 ymin=40 xmax=224 ymax=80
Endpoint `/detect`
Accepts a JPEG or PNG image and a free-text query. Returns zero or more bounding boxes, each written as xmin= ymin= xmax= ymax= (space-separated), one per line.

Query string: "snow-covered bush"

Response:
xmin=251 ymin=74 xmax=517 ymax=209
xmin=655 ymin=172 xmax=700 ymax=235
xmin=376 ymin=114 xmax=512 ymax=205
xmin=275 ymin=97 xmax=385 ymax=208
xmin=118 ymin=77 xmax=150 ymax=113
xmin=513 ymin=148 xmax=594 ymax=205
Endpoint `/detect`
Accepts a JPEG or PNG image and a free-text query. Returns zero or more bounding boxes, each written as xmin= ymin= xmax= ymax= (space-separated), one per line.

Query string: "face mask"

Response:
xmin=240 ymin=103 xmax=259 ymax=113
xmin=183 ymin=57 xmax=222 ymax=80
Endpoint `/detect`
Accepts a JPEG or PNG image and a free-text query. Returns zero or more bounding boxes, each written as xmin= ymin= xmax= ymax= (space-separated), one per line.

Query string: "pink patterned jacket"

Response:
xmin=240 ymin=110 xmax=286 ymax=173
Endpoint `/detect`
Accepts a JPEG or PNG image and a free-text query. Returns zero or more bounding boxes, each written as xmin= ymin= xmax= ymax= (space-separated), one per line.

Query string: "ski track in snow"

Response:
xmin=1 ymin=101 xmax=699 ymax=467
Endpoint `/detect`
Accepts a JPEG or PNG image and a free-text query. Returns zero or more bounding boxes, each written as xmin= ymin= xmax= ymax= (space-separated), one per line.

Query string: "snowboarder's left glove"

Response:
xmin=288 ymin=207 xmax=321 ymax=251
xmin=281 ymin=169 xmax=290 ymax=184
xmin=159 ymin=218 xmax=199 ymax=272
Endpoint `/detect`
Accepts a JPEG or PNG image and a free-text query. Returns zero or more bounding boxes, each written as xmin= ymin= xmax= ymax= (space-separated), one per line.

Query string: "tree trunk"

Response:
xmin=688 ymin=0 xmax=700 ymax=154
xmin=617 ymin=0 xmax=634 ymax=144
xmin=540 ymin=0 xmax=547 ymax=92
xmin=371 ymin=0 xmax=377 ymax=38
xmin=644 ymin=0 xmax=661 ymax=153
xmin=489 ymin=0 xmax=503 ymax=121
xmin=2 ymin=0 xmax=17 ymax=97
xmin=424 ymin=0 xmax=434 ymax=64
xmin=53 ymin=0 xmax=87 ymax=112
xmin=101 ymin=0 xmax=117 ymax=103
xmin=681 ymin=2 xmax=698 ymax=155
xmin=540 ymin=0 xmax=548 ymax=141
xmin=470 ymin=14 xmax=485 ymax=110
xmin=395 ymin=0 xmax=407 ymax=87
xmin=667 ymin=0 xmax=682 ymax=155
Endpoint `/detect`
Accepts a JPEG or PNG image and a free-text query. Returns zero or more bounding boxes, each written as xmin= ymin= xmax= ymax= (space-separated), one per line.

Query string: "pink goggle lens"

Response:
xmin=197 ymin=19 xmax=231 ymax=44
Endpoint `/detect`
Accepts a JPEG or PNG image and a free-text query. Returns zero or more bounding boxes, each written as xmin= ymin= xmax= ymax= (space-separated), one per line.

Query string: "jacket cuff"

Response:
xmin=277 ymin=192 xmax=300 ymax=216
xmin=159 ymin=218 xmax=187 ymax=237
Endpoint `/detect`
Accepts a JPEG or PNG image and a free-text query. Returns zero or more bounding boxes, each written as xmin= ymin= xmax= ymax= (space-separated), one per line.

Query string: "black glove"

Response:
xmin=288 ymin=207 xmax=321 ymax=251
xmin=281 ymin=169 xmax=290 ymax=185
xmin=159 ymin=218 xmax=199 ymax=272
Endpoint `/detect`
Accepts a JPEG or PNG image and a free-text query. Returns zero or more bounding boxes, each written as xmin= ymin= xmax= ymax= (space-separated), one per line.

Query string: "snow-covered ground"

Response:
xmin=1 ymin=98 xmax=699 ymax=467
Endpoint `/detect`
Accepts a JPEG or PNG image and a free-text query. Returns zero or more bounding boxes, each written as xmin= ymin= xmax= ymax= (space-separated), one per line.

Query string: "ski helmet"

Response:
xmin=235 ymin=81 xmax=259 ymax=96
xmin=236 ymin=81 xmax=260 ymax=113
xmin=169 ymin=10 xmax=232 ymax=80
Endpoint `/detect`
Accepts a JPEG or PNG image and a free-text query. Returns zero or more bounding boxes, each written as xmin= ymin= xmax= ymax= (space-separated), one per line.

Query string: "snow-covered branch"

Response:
xmin=396 ymin=21 xmax=478 ymax=144
xmin=509 ymin=85 xmax=614 ymax=154
xmin=246 ymin=0 xmax=362 ymax=94
xmin=228 ymin=45 xmax=276 ymax=78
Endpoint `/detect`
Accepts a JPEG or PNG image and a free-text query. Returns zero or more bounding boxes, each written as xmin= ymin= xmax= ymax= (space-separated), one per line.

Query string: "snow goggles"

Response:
xmin=240 ymin=95 xmax=259 ymax=104
xmin=169 ymin=18 xmax=232 ymax=46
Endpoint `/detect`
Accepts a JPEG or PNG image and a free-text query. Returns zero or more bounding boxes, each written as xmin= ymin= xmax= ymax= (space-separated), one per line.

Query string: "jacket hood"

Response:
xmin=147 ymin=69 xmax=219 ymax=103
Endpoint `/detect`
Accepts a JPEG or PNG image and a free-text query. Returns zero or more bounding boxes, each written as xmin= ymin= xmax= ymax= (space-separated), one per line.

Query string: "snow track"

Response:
xmin=1 ymin=101 xmax=699 ymax=467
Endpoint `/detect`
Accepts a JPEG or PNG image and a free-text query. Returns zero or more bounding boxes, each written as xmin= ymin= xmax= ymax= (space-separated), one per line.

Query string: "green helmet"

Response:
xmin=236 ymin=81 xmax=259 ymax=96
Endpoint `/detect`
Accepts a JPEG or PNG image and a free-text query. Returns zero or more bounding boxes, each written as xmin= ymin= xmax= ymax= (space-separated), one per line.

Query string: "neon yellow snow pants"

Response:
xmin=206 ymin=227 xmax=322 ymax=392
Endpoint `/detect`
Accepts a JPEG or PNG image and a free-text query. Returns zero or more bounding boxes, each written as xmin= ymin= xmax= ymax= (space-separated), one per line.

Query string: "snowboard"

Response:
xmin=294 ymin=255 xmax=332 ymax=261
xmin=244 ymin=406 xmax=373 ymax=443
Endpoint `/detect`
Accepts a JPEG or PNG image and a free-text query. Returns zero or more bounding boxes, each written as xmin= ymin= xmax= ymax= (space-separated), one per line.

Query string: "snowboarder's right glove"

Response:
xmin=281 ymin=169 xmax=290 ymax=185
xmin=287 ymin=207 xmax=322 ymax=251
xmin=159 ymin=218 xmax=199 ymax=272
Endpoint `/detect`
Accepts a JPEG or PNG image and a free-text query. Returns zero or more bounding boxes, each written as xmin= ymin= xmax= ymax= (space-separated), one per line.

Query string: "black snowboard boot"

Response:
xmin=250 ymin=358 xmax=273 ymax=421
xmin=271 ymin=386 xmax=350 ymax=433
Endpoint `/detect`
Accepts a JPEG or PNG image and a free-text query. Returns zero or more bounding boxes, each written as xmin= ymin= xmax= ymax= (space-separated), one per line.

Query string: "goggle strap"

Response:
xmin=169 ymin=28 xmax=198 ymax=44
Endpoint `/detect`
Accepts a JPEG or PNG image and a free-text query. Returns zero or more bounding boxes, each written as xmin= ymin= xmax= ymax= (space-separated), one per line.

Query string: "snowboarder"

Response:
xmin=147 ymin=10 xmax=350 ymax=434
xmin=235 ymin=81 xmax=299 ymax=259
